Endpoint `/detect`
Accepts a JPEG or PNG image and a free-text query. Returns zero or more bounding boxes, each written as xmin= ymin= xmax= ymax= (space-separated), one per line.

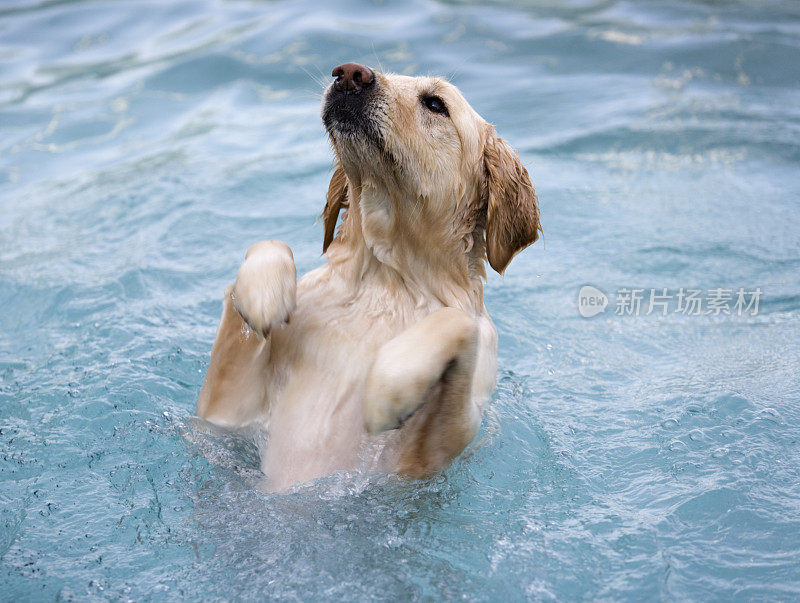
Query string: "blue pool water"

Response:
xmin=2 ymin=0 xmax=800 ymax=599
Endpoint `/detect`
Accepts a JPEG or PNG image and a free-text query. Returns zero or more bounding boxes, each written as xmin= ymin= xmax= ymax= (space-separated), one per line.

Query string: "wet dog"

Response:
xmin=197 ymin=63 xmax=540 ymax=490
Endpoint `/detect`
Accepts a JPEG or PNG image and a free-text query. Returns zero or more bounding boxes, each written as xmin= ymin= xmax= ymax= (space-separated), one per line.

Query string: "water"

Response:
xmin=2 ymin=0 xmax=800 ymax=599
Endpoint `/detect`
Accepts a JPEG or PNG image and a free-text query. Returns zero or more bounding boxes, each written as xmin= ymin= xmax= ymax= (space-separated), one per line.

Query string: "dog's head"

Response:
xmin=321 ymin=63 xmax=540 ymax=275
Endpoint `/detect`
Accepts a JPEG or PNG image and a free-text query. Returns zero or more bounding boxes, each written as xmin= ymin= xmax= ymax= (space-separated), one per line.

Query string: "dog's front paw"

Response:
xmin=363 ymin=308 xmax=477 ymax=434
xmin=231 ymin=240 xmax=297 ymax=337
xmin=363 ymin=350 xmax=430 ymax=435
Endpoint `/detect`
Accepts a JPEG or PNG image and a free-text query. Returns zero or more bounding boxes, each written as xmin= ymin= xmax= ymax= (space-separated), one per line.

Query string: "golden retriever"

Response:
xmin=196 ymin=63 xmax=540 ymax=491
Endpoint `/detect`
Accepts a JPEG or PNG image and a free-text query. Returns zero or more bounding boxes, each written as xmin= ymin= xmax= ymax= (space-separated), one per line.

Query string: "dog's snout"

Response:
xmin=332 ymin=63 xmax=374 ymax=93
xmin=323 ymin=62 xmax=382 ymax=147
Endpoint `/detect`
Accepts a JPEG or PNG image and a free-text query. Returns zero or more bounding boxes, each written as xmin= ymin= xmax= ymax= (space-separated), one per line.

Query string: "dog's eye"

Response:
xmin=422 ymin=95 xmax=448 ymax=116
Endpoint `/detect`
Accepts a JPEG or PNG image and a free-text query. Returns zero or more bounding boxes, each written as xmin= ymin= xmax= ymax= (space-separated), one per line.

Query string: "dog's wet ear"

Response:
xmin=322 ymin=164 xmax=349 ymax=253
xmin=482 ymin=130 xmax=541 ymax=275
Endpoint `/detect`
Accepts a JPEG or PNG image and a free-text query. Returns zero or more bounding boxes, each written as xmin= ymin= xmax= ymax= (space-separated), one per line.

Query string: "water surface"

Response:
xmin=2 ymin=0 xmax=800 ymax=599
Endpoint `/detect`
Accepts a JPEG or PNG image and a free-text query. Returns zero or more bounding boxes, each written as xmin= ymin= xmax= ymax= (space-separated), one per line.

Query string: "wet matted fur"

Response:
xmin=197 ymin=65 xmax=540 ymax=491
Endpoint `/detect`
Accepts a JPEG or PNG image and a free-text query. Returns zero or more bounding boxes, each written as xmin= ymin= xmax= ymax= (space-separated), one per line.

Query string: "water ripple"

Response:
xmin=2 ymin=0 xmax=800 ymax=599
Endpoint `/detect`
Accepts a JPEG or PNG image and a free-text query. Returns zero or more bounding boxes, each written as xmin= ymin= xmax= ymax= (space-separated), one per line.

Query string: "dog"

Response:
xmin=196 ymin=63 xmax=540 ymax=491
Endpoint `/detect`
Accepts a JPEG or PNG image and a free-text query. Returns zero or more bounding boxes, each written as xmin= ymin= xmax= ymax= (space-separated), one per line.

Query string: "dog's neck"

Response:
xmin=325 ymin=180 xmax=486 ymax=312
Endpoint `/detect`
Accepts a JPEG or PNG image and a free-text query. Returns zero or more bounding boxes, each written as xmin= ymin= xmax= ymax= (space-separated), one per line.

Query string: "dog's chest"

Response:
xmin=259 ymin=270 xmax=436 ymax=487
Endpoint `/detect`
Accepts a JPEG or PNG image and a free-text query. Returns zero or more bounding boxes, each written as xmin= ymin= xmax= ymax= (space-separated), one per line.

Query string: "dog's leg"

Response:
xmin=363 ymin=307 xmax=481 ymax=478
xmin=196 ymin=241 xmax=296 ymax=427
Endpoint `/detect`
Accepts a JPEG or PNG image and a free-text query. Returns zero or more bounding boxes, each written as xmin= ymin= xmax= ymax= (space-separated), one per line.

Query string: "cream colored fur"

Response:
xmin=196 ymin=67 xmax=540 ymax=491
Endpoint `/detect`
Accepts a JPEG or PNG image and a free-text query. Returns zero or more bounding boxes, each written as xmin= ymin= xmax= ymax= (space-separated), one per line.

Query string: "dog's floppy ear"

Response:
xmin=322 ymin=164 xmax=349 ymax=253
xmin=482 ymin=131 xmax=541 ymax=274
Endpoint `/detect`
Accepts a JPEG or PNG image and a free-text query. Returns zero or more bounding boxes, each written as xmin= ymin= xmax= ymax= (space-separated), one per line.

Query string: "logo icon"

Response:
xmin=578 ymin=285 xmax=608 ymax=318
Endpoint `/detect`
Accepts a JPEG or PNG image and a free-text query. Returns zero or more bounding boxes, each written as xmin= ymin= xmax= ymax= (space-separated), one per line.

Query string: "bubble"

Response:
xmin=756 ymin=408 xmax=782 ymax=424
xmin=727 ymin=450 xmax=746 ymax=463
xmin=688 ymin=429 xmax=704 ymax=442
xmin=668 ymin=440 xmax=689 ymax=453
xmin=660 ymin=418 xmax=679 ymax=429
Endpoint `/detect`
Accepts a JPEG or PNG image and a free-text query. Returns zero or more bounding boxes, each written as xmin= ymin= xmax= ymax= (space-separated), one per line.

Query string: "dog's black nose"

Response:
xmin=332 ymin=63 xmax=374 ymax=93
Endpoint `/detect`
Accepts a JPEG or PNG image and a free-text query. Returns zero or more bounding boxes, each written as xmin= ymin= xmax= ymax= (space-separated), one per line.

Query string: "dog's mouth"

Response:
xmin=322 ymin=62 xmax=384 ymax=149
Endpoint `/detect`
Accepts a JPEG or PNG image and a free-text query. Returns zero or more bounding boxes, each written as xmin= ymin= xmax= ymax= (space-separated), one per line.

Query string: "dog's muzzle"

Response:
xmin=322 ymin=62 xmax=382 ymax=145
